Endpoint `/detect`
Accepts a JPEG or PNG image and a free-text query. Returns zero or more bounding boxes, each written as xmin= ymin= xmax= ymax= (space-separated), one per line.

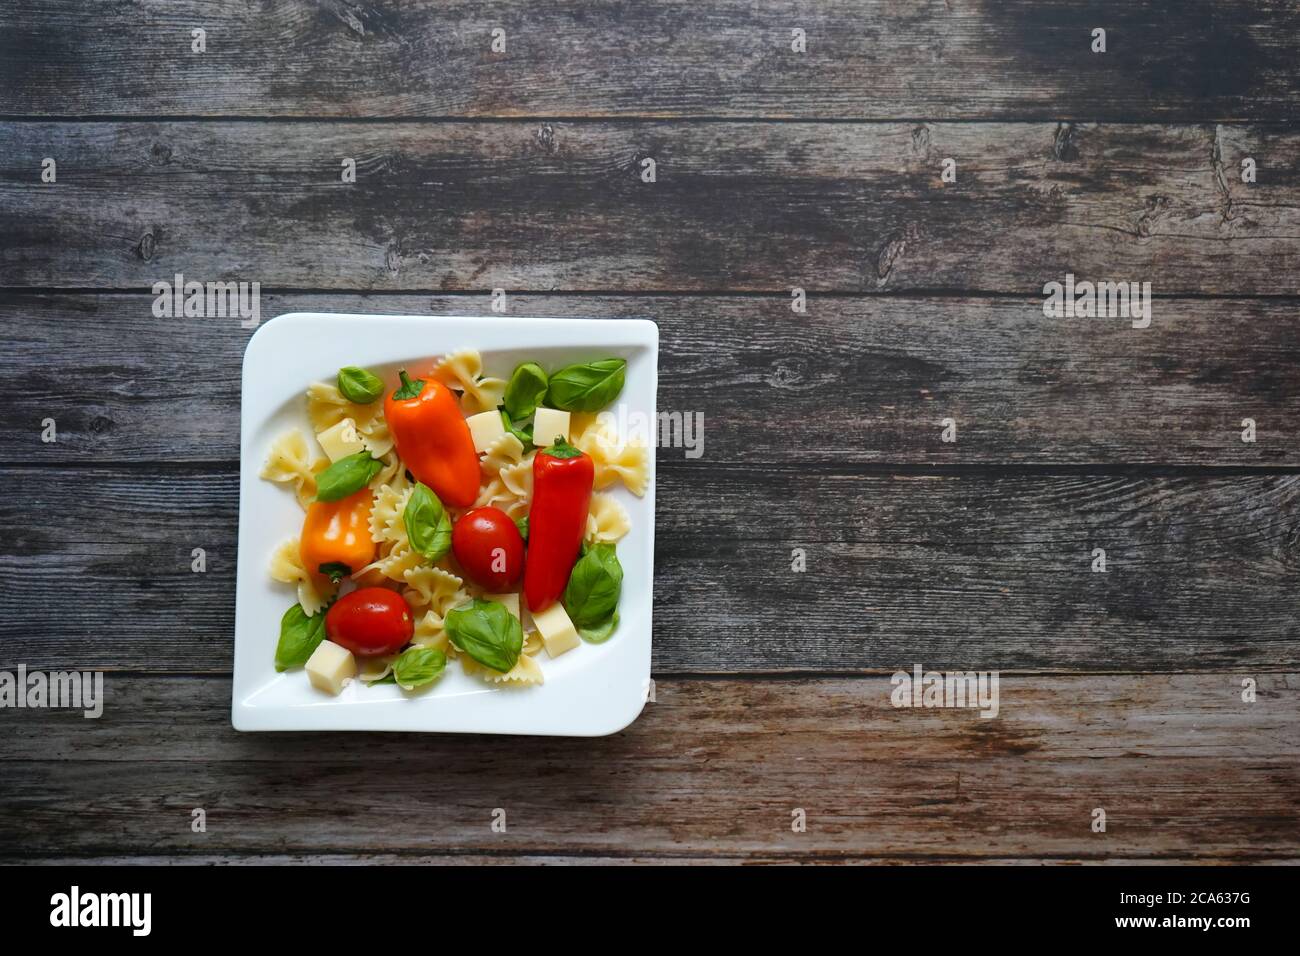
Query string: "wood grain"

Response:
xmin=3 ymin=465 xmax=1297 ymax=674
xmin=4 ymin=293 xmax=1299 ymax=466
xmin=1 ymin=675 xmax=1294 ymax=860
xmin=3 ymin=122 xmax=1298 ymax=293
xmin=4 ymin=1 xmax=1299 ymax=120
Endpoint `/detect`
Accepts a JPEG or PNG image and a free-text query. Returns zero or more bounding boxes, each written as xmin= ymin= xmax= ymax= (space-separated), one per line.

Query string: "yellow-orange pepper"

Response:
xmin=299 ymin=487 xmax=375 ymax=579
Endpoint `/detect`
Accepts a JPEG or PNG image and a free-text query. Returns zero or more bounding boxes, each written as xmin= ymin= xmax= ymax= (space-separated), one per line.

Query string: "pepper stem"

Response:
xmin=545 ymin=436 xmax=585 ymax=459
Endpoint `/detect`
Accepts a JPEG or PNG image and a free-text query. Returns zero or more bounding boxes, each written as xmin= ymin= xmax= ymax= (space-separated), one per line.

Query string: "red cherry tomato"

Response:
xmin=452 ymin=506 xmax=525 ymax=591
xmin=324 ymin=587 xmax=414 ymax=657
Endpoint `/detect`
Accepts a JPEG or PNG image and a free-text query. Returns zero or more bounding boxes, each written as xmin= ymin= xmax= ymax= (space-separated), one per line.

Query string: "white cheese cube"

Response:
xmin=466 ymin=410 xmax=507 ymax=453
xmin=485 ymin=592 xmax=520 ymax=618
xmin=317 ymin=417 xmax=365 ymax=462
xmin=532 ymin=601 xmax=581 ymax=658
xmin=305 ymin=640 xmax=357 ymax=695
xmin=532 ymin=408 xmax=571 ymax=447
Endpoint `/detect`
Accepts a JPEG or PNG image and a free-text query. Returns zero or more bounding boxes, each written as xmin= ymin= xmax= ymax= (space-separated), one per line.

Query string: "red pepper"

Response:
xmin=383 ymin=370 xmax=480 ymax=508
xmin=524 ymin=438 xmax=594 ymax=613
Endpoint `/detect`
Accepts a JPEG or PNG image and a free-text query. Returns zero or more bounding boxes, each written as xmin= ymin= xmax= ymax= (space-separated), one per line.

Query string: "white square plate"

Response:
xmin=232 ymin=312 xmax=657 ymax=735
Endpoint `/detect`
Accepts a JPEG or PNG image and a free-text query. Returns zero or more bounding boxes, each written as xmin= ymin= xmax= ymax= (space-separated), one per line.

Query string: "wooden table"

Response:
xmin=2 ymin=1 xmax=1298 ymax=864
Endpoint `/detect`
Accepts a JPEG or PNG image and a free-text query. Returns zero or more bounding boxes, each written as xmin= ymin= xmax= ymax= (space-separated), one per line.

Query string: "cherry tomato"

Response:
xmin=324 ymin=587 xmax=414 ymax=657
xmin=452 ymin=506 xmax=525 ymax=591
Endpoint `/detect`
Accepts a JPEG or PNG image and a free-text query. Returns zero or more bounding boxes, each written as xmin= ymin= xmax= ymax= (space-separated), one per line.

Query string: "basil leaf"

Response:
xmin=562 ymin=543 xmax=623 ymax=628
xmin=545 ymin=359 xmax=626 ymax=412
xmin=393 ymin=369 xmax=425 ymax=400
xmin=579 ymin=610 xmax=620 ymax=644
xmin=514 ymin=515 xmax=529 ymax=542
xmin=403 ymin=482 xmax=452 ymax=561
xmin=445 ymin=598 xmax=523 ymax=673
xmin=337 ymin=366 xmax=385 ymax=404
xmin=274 ymin=603 xmax=327 ymax=672
xmin=501 ymin=410 xmax=534 ymax=447
xmin=318 ymin=561 xmax=351 ymax=583
xmin=503 ymin=362 xmax=549 ymax=420
xmin=392 ymin=646 xmax=447 ymax=690
xmin=315 ymin=451 xmax=382 ymax=502
xmin=366 ymin=672 xmax=398 ymax=686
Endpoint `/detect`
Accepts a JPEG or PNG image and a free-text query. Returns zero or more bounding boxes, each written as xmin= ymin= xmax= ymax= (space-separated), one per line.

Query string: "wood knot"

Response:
xmin=1136 ymin=195 xmax=1169 ymax=240
xmin=1052 ymin=122 xmax=1078 ymax=161
xmin=768 ymin=356 xmax=809 ymax=389
xmin=910 ymin=124 xmax=931 ymax=160
xmin=536 ymin=124 xmax=556 ymax=153
xmin=875 ymin=234 xmax=908 ymax=286
xmin=150 ymin=142 xmax=173 ymax=165
xmin=136 ymin=228 xmax=158 ymax=261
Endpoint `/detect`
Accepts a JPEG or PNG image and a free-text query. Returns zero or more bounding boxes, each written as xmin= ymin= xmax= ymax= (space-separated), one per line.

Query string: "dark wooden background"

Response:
xmin=2 ymin=0 xmax=1298 ymax=863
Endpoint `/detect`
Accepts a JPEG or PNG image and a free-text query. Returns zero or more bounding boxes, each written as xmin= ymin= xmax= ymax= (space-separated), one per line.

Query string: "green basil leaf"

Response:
xmin=337 ymin=366 xmax=385 ymax=404
xmin=274 ymin=603 xmax=327 ymax=672
xmin=393 ymin=369 xmax=425 ymax=401
xmin=562 ymin=543 xmax=623 ymax=628
xmin=315 ymin=451 xmax=382 ymax=502
xmin=514 ymin=515 xmax=529 ymax=542
xmin=366 ymin=672 xmax=398 ymax=686
xmin=503 ymin=362 xmax=549 ymax=420
xmin=545 ymin=359 xmax=626 ymax=412
xmin=445 ymin=598 xmax=523 ymax=673
xmin=501 ymin=410 xmax=534 ymax=448
xmin=318 ymin=561 xmax=351 ymax=583
xmin=403 ymin=482 xmax=452 ymax=561
xmin=579 ymin=610 xmax=620 ymax=644
xmin=392 ymin=646 xmax=447 ymax=690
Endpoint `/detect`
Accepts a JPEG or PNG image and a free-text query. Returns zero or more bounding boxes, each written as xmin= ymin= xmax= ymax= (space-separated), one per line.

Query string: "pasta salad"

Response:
xmin=259 ymin=350 xmax=647 ymax=696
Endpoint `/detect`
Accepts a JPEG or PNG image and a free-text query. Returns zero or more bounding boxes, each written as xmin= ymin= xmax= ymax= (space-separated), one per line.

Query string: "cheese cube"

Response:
xmin=484 ymin=593 xmax=520 ymax=618
xmin=317 ymin=417 xmax=365 ymax=462
xmin=305 ymin=640 xmax=357 ymax=695
xmin=466 ymin=410 xmax=507 ymax=453
xmin=532 ymin=408 xmax=571 ymax=447
xmin=532 ymin=601 xmax=581 ymax=658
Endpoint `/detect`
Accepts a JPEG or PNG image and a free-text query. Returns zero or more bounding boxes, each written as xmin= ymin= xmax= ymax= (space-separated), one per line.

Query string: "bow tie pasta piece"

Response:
xmin=357 ymin=653 xmax=398 ymax=684
xmin=472 ymin=476 xmax=531 ymax=522
xmin=432 ymin=349 xmax=507 ymax=415
xmin=569 ymin=411 xmax=617 ymax=445
xmin=307 ymin=381 xmax=384 ymax=434
xmin=577 ymin=430 xmax=650 ymax=497
xmin=402 ymin=565 xmax=466 ymax=612
xmin=411 ymin=608 xmax=450 ymax=653
xmin=586 ymin=493 xmax=631 ymax=543
xmin=268 ymin=537 xmax=333 ymax=616
xmin=369 ymin=483 xmax=413 ymax=548
xmin=355 ymin=544 xmax=424 ymax=584
xmin=358 ymin=417 xmax=395 ymax=459
xmin=260 ymin=429 xmax=328 ymax=509
xmin=499 ymin=455 xmax=535 ymax=499
xmin=481 ymin=433 xmax=526 ymax=477
xmin=461 ymin=651 xmax=545 ymax=685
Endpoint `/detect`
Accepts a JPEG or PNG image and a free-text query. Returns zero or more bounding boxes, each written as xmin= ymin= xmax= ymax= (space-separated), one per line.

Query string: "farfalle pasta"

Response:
xmin=260 ymin=349 xmax=642 ymax=697
xmin=433 ymin=349 xmax=507 ymax=415
xmin=260 ymin=430 xmax=327 ymax=509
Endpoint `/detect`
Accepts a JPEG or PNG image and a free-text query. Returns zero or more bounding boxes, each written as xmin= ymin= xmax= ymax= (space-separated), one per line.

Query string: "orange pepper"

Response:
xmin=299 ymin=488 xmax=375 ymax=579
xmin=383 ymin=370 xmax=480 ymax=508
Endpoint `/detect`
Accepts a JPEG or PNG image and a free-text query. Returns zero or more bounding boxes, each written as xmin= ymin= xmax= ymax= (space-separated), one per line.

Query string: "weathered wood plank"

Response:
xmin=8 ymin=675 xmax=1296 ymax=762
xmin=4 ymin=293 xmax=1299 ymax=466
xmin=1 ymin=675 xmax=1295 ymax=860
xmin=4 ymin=1 xmax=1299 ymax=121
xmin=2 ymin=466 xmax=1296 ymax=673
xmin=3 ymin=122 xmax=1298 ymax=293
xmin=9 ymin=854 xmax=1294 ymax=865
